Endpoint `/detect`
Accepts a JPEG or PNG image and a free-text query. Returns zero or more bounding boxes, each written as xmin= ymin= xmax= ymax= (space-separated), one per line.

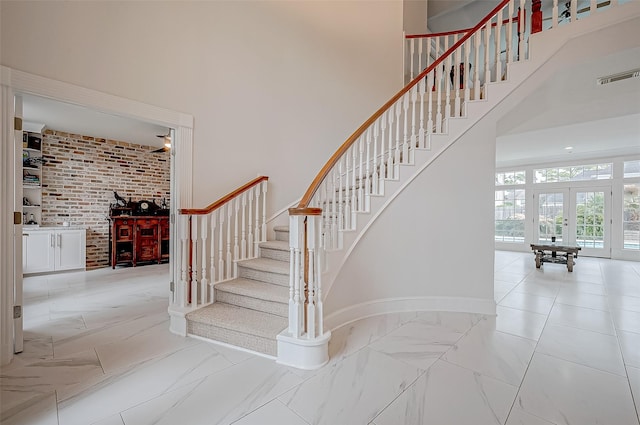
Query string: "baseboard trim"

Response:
xmin=324 ymin=296 xmax=496 ymax=331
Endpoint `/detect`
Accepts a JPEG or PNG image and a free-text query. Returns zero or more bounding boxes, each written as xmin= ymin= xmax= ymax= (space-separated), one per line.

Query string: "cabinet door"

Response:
xmin=55 ymin=230 xmax=86 ymax=271
xmin=23 ymin=231 xmax=55 ymax=274
xmin=136 ymin=219 xmax=159 ymax=262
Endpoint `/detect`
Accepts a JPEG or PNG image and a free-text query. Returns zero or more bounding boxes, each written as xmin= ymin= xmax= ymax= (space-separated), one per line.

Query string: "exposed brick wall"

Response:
xmin=41 ymin=130 xmax=170 ymax=270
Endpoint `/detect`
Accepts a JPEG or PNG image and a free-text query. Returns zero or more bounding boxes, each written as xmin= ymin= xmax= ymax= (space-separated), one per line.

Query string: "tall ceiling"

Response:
xmin=20 ymin=0 xmax=640 ymax=165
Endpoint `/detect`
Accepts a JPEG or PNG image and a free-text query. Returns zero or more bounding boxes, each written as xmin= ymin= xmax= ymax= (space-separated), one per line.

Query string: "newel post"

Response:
xmin=277 ymin=207 xmax=331 ymax=370
xmin=531 ymin=0 xmax=542 ymax=33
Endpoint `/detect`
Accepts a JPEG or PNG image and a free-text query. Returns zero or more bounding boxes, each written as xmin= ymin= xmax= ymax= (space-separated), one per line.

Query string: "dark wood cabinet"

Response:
xmin=110 ymin=216 xmax=169 ymax=268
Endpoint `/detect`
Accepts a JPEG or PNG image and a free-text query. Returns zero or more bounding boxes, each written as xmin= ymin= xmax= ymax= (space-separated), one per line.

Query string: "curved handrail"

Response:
xmin=179 ymin=175 xmax=268 ymax=215
xmin=292 ymin=0 xmax=513 ymax=213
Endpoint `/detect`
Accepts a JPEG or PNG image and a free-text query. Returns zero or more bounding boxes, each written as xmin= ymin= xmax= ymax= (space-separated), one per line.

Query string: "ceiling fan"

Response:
xmin=151 ymin=131 xmax=172 ymax=153
xmin=544 ymin=0 xmax=611 ymax=22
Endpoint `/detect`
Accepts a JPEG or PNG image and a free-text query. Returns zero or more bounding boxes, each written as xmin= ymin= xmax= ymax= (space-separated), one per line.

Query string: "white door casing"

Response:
xmin=0 ymin=65 xmax=194 ymax=366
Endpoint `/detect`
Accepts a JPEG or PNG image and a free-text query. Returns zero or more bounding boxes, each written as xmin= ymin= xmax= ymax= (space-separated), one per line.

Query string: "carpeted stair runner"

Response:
xmin=185 ymin=226 xmax=290 ymax=356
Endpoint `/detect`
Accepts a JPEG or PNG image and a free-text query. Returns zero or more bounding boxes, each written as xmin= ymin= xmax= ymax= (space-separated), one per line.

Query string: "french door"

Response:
xmin=534 ymin=186 xmax=611 ymax=258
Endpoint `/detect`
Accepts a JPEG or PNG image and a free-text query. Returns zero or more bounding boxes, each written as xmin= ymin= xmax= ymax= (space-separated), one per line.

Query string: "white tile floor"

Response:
xmin=1 ymin=251 xmax=639 ymax=425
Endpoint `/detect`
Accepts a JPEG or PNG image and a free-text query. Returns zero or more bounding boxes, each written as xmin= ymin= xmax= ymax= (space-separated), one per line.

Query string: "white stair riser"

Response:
xmin=188 ymin=321 xmax=277 ymax=356
xmin=274 ymin=229 xmax=289 ymax=242
xmin=259 ymin=247 xmax=290 ymax=262
xmin=238 ymin=266 xmax=289 ymax=287
xmin=215 ymin=289 xmax=288 ymax=317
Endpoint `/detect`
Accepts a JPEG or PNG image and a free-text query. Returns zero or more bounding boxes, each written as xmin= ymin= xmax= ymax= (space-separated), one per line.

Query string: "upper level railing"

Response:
xmin=404 ymin=12 xmax=524 ymax=84
xmin=174 ymin=176 xmax=268 ymax=309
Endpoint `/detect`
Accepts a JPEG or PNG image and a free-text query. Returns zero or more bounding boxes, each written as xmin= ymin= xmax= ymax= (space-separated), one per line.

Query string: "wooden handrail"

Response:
xmin=179 ymin=176 xmax=268 ymax=215
xmin=292 ymin=0 xmax=513 ymax=212
xmin=406 ymin=14 xmax=520 ymax=39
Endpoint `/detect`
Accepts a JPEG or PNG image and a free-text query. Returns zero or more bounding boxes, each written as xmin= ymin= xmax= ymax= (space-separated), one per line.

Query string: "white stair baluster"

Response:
xmin=344 ymin=153 xmax=351 ymax=230
xmin=331 ymin=168 xmax=339 ymax=248
xmin=518 ymin=0 xmax=525 ymax=60
xmin=418 ymin=38 xmax=423 ymax=77
xmin=338 ymin=156 xmax=345 ymax=232
xmin=351 ymin=144 xmax=357 ymax=222
xmin=372 ymin=120 xmax=380 ymax=195
xmin=261 ymin=181 xmax=268 ymax=242
xmin=365 ymin=128 xmax=371 ymax=211
xmin=218 ymin=206 xmax=224 ymax=281
xmin=402 ymin=93 xmax=410 ymax=162
xmin=506 ymin=0 xmax=514 ymax=67
xmin=201 ymin=214 xmax=208 ymax=304
xmin=191 ymin=216 xmax=199 ymax=306
xmin=226 ymin=202 xmax=233 ymax=279
xmin=233 ymin=198 xmax=239 ymax=273
xmin=419 ymin=78 xmax=426 ymax=148
xmin=485 ymin=20 xmax=491 ymax=84
xmin=552 ymin=0 xmax=559 ymax=28
xmin=387 ymin=109 xmax=394 ymax=179
xmin=241 ymin=193 xmax=247 ymax=259
xmin=570 ymin=0 xmax=578 ymax=21
xmin=496 ymin=8 xmax=503 ymax=82
xmin=254 ymin=186 xmax=260 ymax=254
xmin=463 ymin=39 xmax=471 ymax=114
xmin=444 ymin=35 xmax=453 ymax=128
xmin=454 ymin=44 xmax=462 ymax=118
xmin=210 ymin=210 xmax=217 ymax=289
xmin=409 ymin=38 xmax=415 ymax=80
xmin=394 ymin=101 xmax=401 ymax=176
xmin=247 ymin=189 xmax=254 ymax=258
xmin=474 ymin=33 xmax=481 ymax=100
xmin=436 ymin=60 xmax=443 ymax=133
xmin=358 ymin=137 xmax=364 ymax=212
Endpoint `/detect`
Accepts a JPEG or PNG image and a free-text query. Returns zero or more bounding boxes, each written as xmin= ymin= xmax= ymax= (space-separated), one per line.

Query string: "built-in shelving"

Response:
xmin=22 ymin=132 xmax=43 ymax=227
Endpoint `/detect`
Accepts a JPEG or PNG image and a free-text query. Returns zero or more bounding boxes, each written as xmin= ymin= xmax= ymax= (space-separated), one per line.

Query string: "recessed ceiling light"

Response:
xmin=565 ymin=146 xmax=573 ymax=150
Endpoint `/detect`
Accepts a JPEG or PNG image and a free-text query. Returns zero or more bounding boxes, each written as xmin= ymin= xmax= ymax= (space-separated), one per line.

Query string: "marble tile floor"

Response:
xmin=1 ymin=251 xmax=640 ymax=425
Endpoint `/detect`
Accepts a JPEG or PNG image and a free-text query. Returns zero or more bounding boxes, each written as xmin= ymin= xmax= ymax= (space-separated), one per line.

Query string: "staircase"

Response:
xmin=173 ymin=0 xmax=640 ymax=367
xmin=185 ymin=226 xmax=290 ymax=356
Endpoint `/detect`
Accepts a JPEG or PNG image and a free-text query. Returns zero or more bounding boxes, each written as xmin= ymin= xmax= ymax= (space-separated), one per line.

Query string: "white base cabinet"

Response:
xmin=23 ymin=228 xmax=86 ymax=274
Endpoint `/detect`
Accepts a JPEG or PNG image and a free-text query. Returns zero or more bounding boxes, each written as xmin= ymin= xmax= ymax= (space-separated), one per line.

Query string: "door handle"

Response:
xmin=57 ymin=234 xmax=62 ymax=247
xmin=50 ymin=234 xmax=55 ymax=247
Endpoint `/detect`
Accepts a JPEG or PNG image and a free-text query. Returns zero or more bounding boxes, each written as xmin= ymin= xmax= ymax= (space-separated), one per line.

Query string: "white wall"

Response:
xmin=0 ymin=0 xmax=404 ymax=215
xmin=324 ymin=116 xmax=497 ymax=319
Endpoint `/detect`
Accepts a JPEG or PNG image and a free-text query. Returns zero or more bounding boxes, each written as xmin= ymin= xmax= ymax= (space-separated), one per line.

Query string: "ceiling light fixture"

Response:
xmin=565 ymin=146 xmax=573 ymax=150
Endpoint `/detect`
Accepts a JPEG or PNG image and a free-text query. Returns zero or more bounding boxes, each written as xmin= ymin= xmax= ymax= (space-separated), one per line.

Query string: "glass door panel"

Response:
xmin=535 ymin=190 xmax=568 ymax=244
xmin=573 ymin=188 xmax=610 ymax=257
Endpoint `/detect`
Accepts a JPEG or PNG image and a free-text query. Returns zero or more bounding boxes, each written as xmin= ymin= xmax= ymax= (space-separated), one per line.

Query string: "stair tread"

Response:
xmin=216 ymin=278 xmax=289 ymax=303
xmin=273 ymin=225 xmax=289 ymax=232
xmin=187 ymin=303 xmax=287 ymax=339
xmin=259 ymin=240 xmax=289 ymax=251
xmin=238 ymin=257 xmax=289 ymax=274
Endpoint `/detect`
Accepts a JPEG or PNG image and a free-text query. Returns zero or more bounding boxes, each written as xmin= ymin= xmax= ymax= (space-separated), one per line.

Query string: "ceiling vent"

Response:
xmin=597 ymin=68 xmax=640 ymax=85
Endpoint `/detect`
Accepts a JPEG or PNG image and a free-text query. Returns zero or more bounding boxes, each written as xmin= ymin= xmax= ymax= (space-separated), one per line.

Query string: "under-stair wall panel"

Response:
xmin=323 ymin=117 xmax=497 ymax=326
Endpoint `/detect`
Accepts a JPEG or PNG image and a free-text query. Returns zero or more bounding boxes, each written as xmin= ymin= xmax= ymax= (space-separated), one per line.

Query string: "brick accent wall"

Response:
xmin=41 ymin=130 xmax=170 ymax=270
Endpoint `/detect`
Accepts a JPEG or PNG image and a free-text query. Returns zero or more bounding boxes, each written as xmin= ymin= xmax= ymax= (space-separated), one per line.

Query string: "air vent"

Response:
xmin=597 ymin=68 xmax=640 ymax=85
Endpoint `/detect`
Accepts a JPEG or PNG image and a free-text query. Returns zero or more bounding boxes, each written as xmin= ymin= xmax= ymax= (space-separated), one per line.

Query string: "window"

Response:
xmin=624 ymin=160 xmax=640 ymax=178
xmin=495 ymin=170 xmax=525 ymax=186
xmin=624 ymin=183 xmax=639 ymax=250
xmin=534 ymin=163 xmax=613 ymax=183
xmin=495 ymin=189 xmax=525 ymax=242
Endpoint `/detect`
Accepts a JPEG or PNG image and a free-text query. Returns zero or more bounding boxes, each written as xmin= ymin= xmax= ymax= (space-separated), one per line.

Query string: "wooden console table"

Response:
xmin=530 ymin=243 xmax=581 ymax=272
xmin=110 ymin=216 xmax=169 ymax=268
